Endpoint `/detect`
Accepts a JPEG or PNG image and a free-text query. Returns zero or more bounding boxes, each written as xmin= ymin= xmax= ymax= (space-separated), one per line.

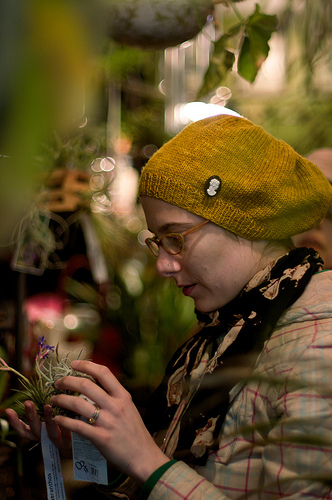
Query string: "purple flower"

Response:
xmin=37 ymin=337 xmax=55 ymax=362
xmin=38 ymin=336 xmax=46 ymax=347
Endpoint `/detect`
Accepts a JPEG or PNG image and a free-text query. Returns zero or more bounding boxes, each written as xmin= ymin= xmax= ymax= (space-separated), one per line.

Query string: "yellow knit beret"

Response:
xmin=138 ymin=115 xmax=332 ymax=240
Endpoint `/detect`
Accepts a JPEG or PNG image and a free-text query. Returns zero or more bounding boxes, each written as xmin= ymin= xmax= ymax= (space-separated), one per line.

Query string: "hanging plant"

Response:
xmin=105 ymin=0 xmax=214 ymax=49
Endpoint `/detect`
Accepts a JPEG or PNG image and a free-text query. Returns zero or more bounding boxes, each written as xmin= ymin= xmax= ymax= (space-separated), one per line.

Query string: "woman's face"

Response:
xmin=141 ymin=197 xmax=282 ymax=313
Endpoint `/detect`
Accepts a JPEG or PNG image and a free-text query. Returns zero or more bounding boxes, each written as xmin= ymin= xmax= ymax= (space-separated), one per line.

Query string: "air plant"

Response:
xmin=0 ymin=336 xmax=93 ymax=419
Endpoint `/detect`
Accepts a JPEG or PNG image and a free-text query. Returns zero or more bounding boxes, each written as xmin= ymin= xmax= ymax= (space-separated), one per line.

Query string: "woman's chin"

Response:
xmin=194 ymin=301 xmax=214 ymax=315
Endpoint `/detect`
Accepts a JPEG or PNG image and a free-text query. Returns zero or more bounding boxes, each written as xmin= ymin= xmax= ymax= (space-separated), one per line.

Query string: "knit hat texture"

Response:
xmin=138 ymin=115 xmax=332 ymax=240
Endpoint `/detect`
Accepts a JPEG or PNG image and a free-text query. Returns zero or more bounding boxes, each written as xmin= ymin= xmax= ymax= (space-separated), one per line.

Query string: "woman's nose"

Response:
xmin=156 ymin=248 xmax=181 ymax=277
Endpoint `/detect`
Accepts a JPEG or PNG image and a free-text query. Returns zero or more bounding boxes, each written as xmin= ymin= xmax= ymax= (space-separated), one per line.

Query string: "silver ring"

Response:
xmin=88 ymin=405 xmax=100 ymax=425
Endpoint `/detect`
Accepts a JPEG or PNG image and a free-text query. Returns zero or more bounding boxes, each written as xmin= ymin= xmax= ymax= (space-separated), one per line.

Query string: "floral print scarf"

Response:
xmin=143 ymin=248 xmax=323 ymax=465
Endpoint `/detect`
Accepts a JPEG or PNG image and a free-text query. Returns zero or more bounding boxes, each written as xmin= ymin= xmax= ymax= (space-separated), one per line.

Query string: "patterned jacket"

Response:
xmin=110 ymin=271 xmax=332 ymax=499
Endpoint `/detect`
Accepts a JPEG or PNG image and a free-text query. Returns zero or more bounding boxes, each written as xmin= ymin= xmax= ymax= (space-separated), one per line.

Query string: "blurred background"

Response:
xmin=0 ymin=0 xmax=331 ymax=498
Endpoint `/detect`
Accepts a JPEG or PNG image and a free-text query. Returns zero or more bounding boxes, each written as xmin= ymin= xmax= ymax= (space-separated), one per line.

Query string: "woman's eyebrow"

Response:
xmin=158 ymin=222 xmax=191 ymax=234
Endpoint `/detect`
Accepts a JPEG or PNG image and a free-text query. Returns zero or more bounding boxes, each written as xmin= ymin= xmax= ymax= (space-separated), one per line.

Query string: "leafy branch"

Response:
xmin=198 ymin=3 xmax=278 ymax=98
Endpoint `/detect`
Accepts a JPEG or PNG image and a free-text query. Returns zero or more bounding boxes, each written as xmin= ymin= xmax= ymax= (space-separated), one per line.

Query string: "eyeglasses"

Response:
xmin=145 ymin=220 xmax=210 ymax=257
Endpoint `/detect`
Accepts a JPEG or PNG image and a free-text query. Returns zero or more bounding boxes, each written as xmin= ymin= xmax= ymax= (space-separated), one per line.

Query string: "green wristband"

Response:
xmin=137 ymin=460 xmax=177 ymax=500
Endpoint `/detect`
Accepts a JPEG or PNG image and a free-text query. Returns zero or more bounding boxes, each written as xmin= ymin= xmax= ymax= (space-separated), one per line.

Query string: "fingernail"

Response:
xmin=24 ymin=402 xmax=32 ymax=412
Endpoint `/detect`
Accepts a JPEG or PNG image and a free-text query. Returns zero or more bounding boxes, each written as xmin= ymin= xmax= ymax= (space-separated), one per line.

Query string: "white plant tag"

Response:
xmin=72 ymin=424 xmax=108 ymax=484
xmin=41 ymin=423 xmax=66 ymax=500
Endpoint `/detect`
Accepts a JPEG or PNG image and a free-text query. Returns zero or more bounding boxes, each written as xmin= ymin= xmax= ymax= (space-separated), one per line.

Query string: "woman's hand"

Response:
xmin=50 ymin=360 xmax=170 ymax=485
xmin=6 ymin=401 xmax=73 ymax=458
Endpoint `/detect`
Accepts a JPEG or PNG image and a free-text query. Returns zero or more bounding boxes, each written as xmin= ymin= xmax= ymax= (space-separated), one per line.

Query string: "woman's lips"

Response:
xmin=181 ymin=284 xmax=196 ymax=297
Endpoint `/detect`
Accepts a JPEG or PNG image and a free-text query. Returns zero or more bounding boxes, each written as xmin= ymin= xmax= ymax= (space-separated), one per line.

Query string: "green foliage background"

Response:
xmin=1 ymin=0 xmax=332 ymax=390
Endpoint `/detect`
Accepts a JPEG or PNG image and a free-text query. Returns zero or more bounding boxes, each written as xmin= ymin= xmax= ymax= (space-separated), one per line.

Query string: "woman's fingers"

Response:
xmin=71 ymin=360 xmax=121 ymax=396
xmin=5 ymin=402 xmax=41 ymax=442
xmin=5 ymin=409 xmax=37 ymax=441
xmin=53 ymin=380 xmax=105 ymax=420
xmin=50 ymin=392 xmax=101 ymax=424
xmin=43 ymin=405 xmax=72 ymax=458
xmin=54 ymin=361 xmax=126 ymax=409
xmin=24 ymin=400 xmax=42 ymax=438
xmin=5 ymin=403 xmax=73 ymax=458
xmin=51 ymin=413 xmax=105 ymax=450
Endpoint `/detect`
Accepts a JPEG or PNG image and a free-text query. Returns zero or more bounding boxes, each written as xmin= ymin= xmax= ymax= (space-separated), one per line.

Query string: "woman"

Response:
xmin=7 ymin=115 xmax=332 ymax=499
